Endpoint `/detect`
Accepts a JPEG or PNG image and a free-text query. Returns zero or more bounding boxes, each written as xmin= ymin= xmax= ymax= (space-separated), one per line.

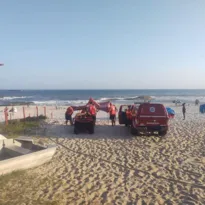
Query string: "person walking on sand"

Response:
xmin=109 ymin=103 xmax=117 ymax=126
xmin=182 ymin=103 xmax=186 ymax=120
xmin=65 ymin=106 xmax=74 ymax=125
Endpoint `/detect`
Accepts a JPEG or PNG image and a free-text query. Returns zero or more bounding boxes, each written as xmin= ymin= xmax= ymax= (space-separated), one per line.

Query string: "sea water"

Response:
xmin=0 ymin=89 xmax=205 ymax=106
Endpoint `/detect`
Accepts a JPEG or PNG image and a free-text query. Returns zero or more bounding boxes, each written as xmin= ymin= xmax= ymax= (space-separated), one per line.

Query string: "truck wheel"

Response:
xmin=159 ymin=130 xmax=167 ymax=136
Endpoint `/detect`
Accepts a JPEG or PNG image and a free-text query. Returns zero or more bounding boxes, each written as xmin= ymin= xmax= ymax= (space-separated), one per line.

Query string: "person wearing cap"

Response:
xmin=65 ymin=106 xmax=74 ymax=125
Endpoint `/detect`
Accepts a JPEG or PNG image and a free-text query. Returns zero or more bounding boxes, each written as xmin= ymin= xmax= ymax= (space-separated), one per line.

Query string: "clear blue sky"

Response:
xmin=1 ymin=0 xmax=205 ymax=89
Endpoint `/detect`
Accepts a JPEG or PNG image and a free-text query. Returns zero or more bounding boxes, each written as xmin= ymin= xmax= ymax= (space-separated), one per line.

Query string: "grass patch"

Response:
xmin=0 ymin=115 xmax=47 ymax=138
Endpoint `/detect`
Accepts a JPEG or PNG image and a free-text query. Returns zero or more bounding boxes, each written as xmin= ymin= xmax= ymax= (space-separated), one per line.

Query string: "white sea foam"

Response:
xmin=0 ymin=96 xmax=33 ymax=100
xmin=33 ymin=100 xmax=89 ymax=106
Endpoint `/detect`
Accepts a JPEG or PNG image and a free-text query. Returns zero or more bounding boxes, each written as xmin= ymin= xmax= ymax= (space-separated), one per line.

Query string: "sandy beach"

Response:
xmin=0 ymin=104 xmax=205 ymax=204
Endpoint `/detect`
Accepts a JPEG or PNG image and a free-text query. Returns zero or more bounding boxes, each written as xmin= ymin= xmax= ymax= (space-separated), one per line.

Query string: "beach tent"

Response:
xmin=199 ymin=104 xmax=205 ymax=114
xmin=166 ymin=107 xmax=175 ymax=118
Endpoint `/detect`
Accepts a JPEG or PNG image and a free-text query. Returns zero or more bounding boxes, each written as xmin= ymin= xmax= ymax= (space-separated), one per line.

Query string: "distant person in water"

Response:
xmin=65 ymin=106 xmax=74 ymax=125
xmin=182 ymin=103 xmax=186 ymax=120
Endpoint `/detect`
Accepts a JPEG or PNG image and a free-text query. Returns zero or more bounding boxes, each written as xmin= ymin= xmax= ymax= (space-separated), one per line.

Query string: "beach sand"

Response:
xmin=0 ymin=104 xmax=205 ymax=204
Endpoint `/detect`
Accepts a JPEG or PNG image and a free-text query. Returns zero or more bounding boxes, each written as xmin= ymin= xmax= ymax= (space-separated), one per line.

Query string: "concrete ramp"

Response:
xmin=0 ymin=138 xmax=56 ymax=175
xmin=4 ymin=145 xmax=31 ymax=157
xmin=0 ymin=134 xmax=6 ymax=140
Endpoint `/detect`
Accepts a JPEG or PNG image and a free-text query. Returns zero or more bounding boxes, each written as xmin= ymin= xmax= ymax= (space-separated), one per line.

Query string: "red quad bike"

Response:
xmin=131 ymin=103 xmax=169 ymax=136
xmin=72 ymin=98 xmax=115 ymax=135
xmin=74 ymin=113 xmax=95 ymax=134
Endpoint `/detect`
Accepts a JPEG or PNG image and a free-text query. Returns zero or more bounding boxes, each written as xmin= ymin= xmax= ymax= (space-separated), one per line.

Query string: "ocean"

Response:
xmin=0 ymin=89 xmax=205 ymax=106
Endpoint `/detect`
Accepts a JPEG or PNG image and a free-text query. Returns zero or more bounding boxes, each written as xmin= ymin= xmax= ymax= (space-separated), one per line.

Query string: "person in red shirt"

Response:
xmin=88 ymin=102 xmax=97 ymax=124
xmin=126 ymin=108 xmax=132 ymax=126
xmin=65 ymin=106 xmax=74 ymax=125
xmin=109 ymin=103 xmax=117 ymax=126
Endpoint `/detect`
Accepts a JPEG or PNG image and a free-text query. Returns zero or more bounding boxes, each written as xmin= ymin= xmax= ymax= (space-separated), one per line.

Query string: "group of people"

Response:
xmin=65 ymin=102 xmax=118 ymax=126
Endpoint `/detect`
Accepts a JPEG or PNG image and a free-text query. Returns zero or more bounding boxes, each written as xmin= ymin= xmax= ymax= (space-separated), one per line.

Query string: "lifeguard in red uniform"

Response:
xmin=88 ymin=102 xmax=97 ymax=124
xmin=109 ymin=103 xmax=117 ymax=126
xmin=65 ymin=106 xmax=74 ymax=125
xmin=126 ymin=108 xmax=132 ymax=125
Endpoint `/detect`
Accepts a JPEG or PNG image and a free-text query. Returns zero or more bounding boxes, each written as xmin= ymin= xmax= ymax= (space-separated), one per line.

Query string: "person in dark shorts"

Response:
xmin=109 ymin=103 xmax=117 ymax=126
xmin=182 ymin=103 xmax=186 ymax=120
xmin=65 ymin=106 xmax=74 ymax=125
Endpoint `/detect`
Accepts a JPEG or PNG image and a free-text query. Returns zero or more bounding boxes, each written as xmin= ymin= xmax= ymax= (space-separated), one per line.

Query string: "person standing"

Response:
xmin=65 ymin=106 xmax=74 ymax=125
xmin=182 ymin=103 xmax=186 ymax=120
xmin=126 ymin=107 xmax=132 ymax=126
xmin=88 ymin=102 xmax=97 ymax=124
xmin=109 ymin=103 xmax=117 ymax=126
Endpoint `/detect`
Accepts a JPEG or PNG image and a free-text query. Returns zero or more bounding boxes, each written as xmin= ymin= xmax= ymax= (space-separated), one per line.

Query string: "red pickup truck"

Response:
xmin=131 ymin=103 xmax=169 ymax=136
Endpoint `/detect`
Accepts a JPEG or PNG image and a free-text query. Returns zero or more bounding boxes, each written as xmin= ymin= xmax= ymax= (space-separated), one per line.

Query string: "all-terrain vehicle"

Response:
xmin=131 ymin=103 xmax=169 ymax=136
xmin=74 ymin=113 xmax=95 ymax=134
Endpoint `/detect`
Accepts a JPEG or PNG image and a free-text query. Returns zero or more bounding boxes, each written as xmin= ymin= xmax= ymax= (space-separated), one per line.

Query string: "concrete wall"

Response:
xmin=0 ymin=145 xmax=56 ymax=175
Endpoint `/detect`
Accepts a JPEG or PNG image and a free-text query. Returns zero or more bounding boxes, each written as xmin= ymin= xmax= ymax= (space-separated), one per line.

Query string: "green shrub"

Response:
xmin=0 ymin=116 xmax=46 ymax=137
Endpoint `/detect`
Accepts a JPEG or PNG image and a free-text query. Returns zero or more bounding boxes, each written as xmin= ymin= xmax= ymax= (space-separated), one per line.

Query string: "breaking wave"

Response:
xmin=0 ymin=96 xmax=33 ymax=100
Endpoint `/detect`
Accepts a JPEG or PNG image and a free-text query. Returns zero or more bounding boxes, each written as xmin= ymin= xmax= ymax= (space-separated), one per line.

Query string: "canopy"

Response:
xmin=87 ymin=98 xmax=100 ymax=109
xmin=71 ymin=98 xmax=111 ymax=113
xmin=166 ymin=107 xmax=175 ymax=118
xmin=98 ymin=101 xmax=111 ymax=112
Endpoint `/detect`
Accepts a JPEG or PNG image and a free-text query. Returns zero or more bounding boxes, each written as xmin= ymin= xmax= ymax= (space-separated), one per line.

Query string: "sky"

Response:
xmin=0 ymin=0 xmax=205 ymax=89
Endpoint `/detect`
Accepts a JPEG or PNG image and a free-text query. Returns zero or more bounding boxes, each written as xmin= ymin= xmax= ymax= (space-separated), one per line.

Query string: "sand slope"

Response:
xmin=0 ymin=104 xmax=205 ymax=204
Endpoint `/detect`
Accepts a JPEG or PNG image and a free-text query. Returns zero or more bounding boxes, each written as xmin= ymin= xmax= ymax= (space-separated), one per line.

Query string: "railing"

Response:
xmin=0 ymin=106 xmax=55 ymax=124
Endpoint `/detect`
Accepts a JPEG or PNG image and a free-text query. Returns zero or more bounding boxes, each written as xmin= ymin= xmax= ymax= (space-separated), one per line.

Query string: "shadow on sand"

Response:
xmin=34 ymin=122 xmax=164 ymax=143
xmin=43 ymin=123 xmax=132 ymax=139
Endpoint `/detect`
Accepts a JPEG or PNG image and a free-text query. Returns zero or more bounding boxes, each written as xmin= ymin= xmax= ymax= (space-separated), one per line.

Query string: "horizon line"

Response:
xmin=1 ymin=88 xmax=205 ymax=91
